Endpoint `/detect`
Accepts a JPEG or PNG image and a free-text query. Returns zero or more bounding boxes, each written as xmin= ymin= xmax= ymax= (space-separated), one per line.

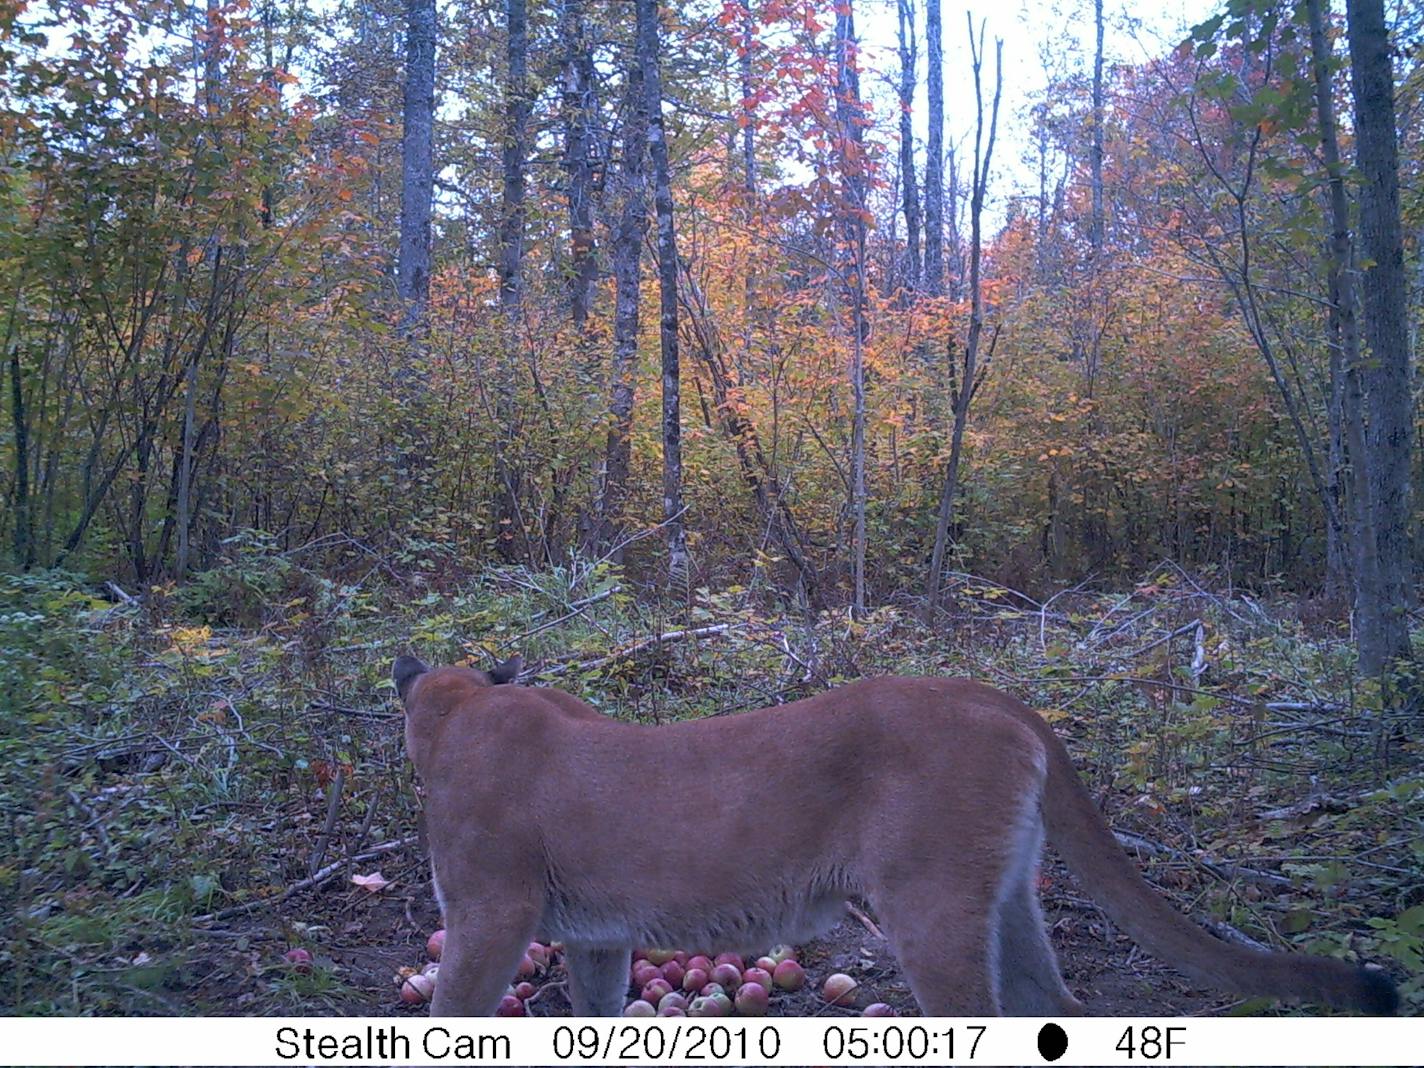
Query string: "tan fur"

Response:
xmin=395 ymin=661 xmax=1396 ymax=1017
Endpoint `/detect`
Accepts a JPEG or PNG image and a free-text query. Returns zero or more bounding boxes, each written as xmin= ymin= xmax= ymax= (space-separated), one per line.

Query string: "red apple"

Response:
xmin=743 ymin=967 xmax=773 ymax=990
xmin=687 ymin=955 xmax=714 ymax=974
xmin=754 ymin=955 xmax=778 ymax=973
xmin=734 ymin=981 xmax=769 ymax=1016
xmin=623 ymin=1000 xmax=656 ymax=1018
xmin=682 ymin=967 xmax=708 ymax=992
xmin=710 ymin=963 xmax=742 ymax=989
xmin=772 ymin=959 xmax=805 ymax=992
xmin=514 ymin=955 xmax=537 ymax=980
xmin=660 ymin=960 xmax=685 ymax=988
xmin=513 ymin=981 xmax=536 ymax=1000
xmin=631 ymin=961 xmax=661 ymax=989
xmin=657 ymin=991 xmax=688 ymax=1014
xmin=658 ymin=1005 xmax=687 ymax=1017
xmin=526 ymin=942 xmax=548 ymax=969
xmin=863 ymin=1003 xmax=897 ymax=1017
xmin=400 ymin=973 xmax=435 ymax=1004
xmin=714 ymin=952 xmax=743 ymax=969
xmin=495 ymin=994 xmax=526 ymax=1017
xmin=640 ymin=978 xmax=673 ymax=1005
xmin=426 ymin=929 xmax=446 ymax=961
xmin=822 ymin=972 xmax=858 ymax=1006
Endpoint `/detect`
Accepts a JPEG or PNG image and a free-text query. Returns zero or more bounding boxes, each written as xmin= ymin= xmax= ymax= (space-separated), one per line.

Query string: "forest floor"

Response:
xmin=178 ymin=849 xmax=1223 ymax=1018
xmin=4 ymin=548 xmax=1421 ymax=1017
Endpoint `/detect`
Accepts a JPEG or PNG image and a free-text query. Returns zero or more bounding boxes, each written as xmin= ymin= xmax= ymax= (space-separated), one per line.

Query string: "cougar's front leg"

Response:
xmin=565 ymin=946 xmax=633 ymax=1016
xmin=429 ymin=894 xmax=541 ymax=1016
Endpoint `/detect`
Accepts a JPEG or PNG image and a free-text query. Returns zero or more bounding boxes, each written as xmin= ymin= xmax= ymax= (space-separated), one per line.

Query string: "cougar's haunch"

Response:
xmin=395 ymin=660 xmax=1397 ymax=1018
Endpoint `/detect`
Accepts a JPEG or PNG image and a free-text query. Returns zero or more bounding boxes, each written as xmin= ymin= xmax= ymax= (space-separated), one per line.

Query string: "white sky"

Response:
xmin=848 ymin=0 xmax=1221 ymax=211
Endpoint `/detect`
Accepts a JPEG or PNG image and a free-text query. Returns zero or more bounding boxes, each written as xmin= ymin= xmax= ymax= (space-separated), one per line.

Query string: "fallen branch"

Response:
xmin=309 ymin=702 xmax=400 ymax=721
xmin=532 ymin=624 xmax=734 ymax=681
xmin=105 ymin=581 xmax=139 ymax=606
xmin=503 ymin=586 xmax=622 ymax=649
xmin=1110 ymin=619 xmax=1202 ymax=661
xmin=1114 ymin=829 xmax=1294 ymax=890
xmin=1203 ymin=917 xmax=1269 ymax=952
xmin=193 ymin=835 xmax=418 ymax=925
xmin=308 ymin=766 xmax=346 ymax=876
xmin=845 ymin=900 xmax=885 ymax=941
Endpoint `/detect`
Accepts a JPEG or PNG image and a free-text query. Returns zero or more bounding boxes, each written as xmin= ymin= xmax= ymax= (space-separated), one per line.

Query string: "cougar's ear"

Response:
xmin=392 ymin=655 xmax=429 ymax=702
xmin=489 ymin=654 xmax=523 ymax=685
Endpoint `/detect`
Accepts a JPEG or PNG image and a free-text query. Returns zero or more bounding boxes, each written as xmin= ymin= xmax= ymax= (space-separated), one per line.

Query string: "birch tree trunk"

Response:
xmin=561 ymin=0 xmax=596 ymax=331
xmin=1089 ymin=0 xmax=1104 ymax=257
xmin=897 ymin=0 xmax=921 ymax=294
xmin=637 ymin=0 xmax=690 ymax=589
xmin=923 ymin=0 xmax=944 ymax=296
xmin=593 ymin=55 xmax=650 ymax=559
xmin=834 ymin=1 xmax=869 ymax=617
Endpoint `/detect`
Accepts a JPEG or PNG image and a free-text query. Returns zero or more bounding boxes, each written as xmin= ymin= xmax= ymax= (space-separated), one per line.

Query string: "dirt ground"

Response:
xmin=189 ymin=845 xmax=1230 ymax=1019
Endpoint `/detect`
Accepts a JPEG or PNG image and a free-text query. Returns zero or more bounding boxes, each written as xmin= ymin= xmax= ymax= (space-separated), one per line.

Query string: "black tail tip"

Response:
xmin=1358 ymin=965 xmax=1398 ymax=1016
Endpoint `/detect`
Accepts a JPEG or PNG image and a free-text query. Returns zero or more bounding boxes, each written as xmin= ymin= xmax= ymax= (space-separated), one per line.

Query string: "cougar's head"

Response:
xmin=392 ymin=653 xmax=524 ymax=705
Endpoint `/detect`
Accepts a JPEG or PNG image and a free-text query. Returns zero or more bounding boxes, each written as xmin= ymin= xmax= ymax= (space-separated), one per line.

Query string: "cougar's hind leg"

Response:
xmin=871 ymin=872 xmax=1003 ymax=1015
xmin=565 ymin=946 xmax=633 ymax=1016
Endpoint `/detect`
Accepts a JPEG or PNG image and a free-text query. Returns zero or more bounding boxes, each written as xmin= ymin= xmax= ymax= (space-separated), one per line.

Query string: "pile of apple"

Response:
xmin=396 ymin=930 xmax=896 ymax=1018
xmin=620 ymin=947 xmax=894 ymax=1019
xmin=620 ymin=946 xmax=799 ymax=1018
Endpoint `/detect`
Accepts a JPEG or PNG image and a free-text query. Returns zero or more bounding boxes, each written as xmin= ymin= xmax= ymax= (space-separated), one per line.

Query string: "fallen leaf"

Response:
xmin=351 ymin=871 xmax=391 ymax=893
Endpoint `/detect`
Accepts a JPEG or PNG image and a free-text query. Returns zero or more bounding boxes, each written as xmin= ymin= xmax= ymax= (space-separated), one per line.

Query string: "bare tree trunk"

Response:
xmin=897 ymin=0 xmax=921 ymax=294
xmin=739 ymin=0 xmax=758 ymax=374
xmin=923 ymin=0 xmax=944 ymax=295
xmin=1089 ymin=0 xmax=1104 ymax=257
xmin=494 ymin=0 xmax=530 ymax=562
xmin=499 ymin=0 xmax=529 ymax=315
xmin=397 ymin=0 xmax=436 ymax=315
xmin=926 ymin=21 xmax=1001 ymax=620
xmin=1346 ymin=0 xmax=1414 ymax=675
xmin=637 ymin=0 xmax=690 ymax=589
xmin=677 ymin=263 xmax=821 ymax=607
xmin=946 ymin=142 xmax=962 ymax=299
xmin=834 ymin=1 xmax=869 ymax=616
xmin=561 ymin=0 xmax=596 ymax=330
xmin=740 ymin=1 xmax=757 ymax=203
xmin=177 ymin=0 xmax=226 ymax=579
xmin=593 ymin=57 xmax=650 ymax=559
xmin=1307 ymin=0 xmax=1370 ymax=610
xmin=8 ymin=342 xmax=32 ymax=569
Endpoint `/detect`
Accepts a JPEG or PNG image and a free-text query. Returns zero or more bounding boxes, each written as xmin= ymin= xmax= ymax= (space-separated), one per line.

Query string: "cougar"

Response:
xmin=393 ymin=656 xmax=1396 ymax=1017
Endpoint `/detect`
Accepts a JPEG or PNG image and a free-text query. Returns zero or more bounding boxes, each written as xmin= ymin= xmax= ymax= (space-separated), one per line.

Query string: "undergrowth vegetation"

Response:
xmin=2 ymin=548 xmax=1421 ymax=1015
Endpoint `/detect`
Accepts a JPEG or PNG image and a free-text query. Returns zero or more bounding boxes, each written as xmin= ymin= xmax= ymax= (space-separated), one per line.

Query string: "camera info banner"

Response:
xmin=1 ymin=1016 xmax=1419 ymax=1066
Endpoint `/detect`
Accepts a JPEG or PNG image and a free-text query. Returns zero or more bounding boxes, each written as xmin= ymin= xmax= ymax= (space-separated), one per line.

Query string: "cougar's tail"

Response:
xmin=1021 ymin=707 xmax=1396 ymax=1015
